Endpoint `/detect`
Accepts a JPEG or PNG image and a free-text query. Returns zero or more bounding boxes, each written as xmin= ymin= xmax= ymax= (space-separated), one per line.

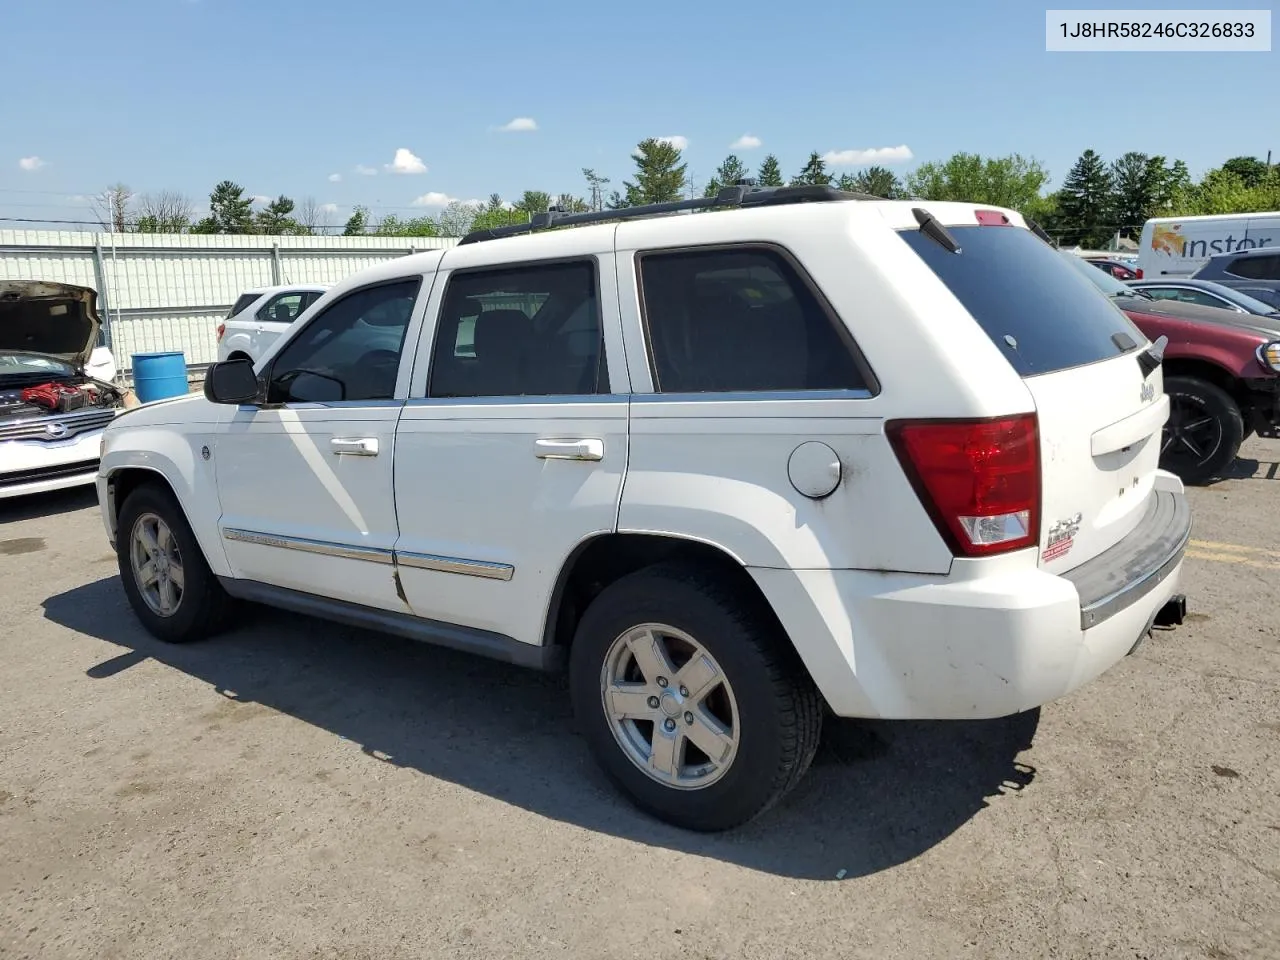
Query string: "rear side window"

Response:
xmin=226 ymin=293 xmax=260 ymax=319
xmin=637 ymin=246 xmax=869 ymax=393
xmin=899 ymin=226 xmax=1143 ymax=377
xmin=1227 ymin=254 xmax=1280 ymax=280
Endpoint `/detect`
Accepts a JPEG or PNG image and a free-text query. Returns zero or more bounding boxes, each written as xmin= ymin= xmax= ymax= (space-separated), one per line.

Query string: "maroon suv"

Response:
xmin=1065 ymin=253 xmax=1280 ymax=483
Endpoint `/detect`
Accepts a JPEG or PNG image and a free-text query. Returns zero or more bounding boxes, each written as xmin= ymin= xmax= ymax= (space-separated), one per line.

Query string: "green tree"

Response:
xmin=192 ymin=180 xmax=254 ymax=234
xmin=1109 ymin=152 xmax=1166 ymax=239
xmin=757 ymin=154 xmax=784 ymax=187
xmin=605 ymin=189 xmax=627 ymax=210
xmin=623 ymin=138 xmax=688 ymax=205
xmin=582 ymin=168 xmax=610 ymax=212
xmin=791 ymin=152 xmax=832 ymax=186
xmin=838 ymin=165 xmax=902 ymax=198
xmin=436 ymin=201 xmax=479 ymax=237
xmin=1220 ymin=156 xmax=1270 ymax=189
xmin=1057 ymin=149 xmax=1114 ymax=247
xmin=906 ymin=152 xmax=1049 ymax=210
xmin=255 ymin=194 xmax=302 ymax=234
xmin=373 ymin=213 xmax=439 ymax=237
xmin=553 ymin=194 xmax=590 ymax=213
xmin=703 ymin=154 xmax=749 ymax=199
xmin=343 ymin=205 xmax=370 ymax=235
xmin=469 ymin=195 xmax=527 ymax=233
xmin=516 ymin=190 xmax=552 ymax=217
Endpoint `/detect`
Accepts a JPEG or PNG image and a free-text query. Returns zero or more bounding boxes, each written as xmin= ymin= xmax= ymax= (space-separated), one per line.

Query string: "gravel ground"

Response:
xmin=2 ymin=439 xmax=1278 ymax=960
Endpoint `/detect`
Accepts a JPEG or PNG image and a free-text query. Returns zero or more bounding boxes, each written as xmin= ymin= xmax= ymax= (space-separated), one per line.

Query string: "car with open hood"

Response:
xmin=0 ymin=281 xmax=126 ymax=499
xmin=1065 ymin=253 xmax=1280 ymax=483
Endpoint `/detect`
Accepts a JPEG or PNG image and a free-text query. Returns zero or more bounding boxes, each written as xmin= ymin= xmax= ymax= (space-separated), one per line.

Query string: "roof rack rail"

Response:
xmin=457 ymin=182 xmax=880 ymax=245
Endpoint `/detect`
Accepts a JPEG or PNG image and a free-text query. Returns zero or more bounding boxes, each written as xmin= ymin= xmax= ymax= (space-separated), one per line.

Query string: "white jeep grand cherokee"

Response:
xmin=97 ymin=186 xmax=1191 ymax=831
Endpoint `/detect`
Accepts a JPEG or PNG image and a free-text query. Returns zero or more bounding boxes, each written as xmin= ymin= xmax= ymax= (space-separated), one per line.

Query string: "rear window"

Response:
xmin=226 ymin=293 xmax=261 ymax=319
xmin=898 ymin=226 xmax=1143 ymax=377
xmin=1226 ymin=254 xmax=1280 ymax=280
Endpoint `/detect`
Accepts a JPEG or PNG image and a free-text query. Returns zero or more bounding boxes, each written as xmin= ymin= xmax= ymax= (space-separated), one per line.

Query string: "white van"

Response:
xmin=1137 ymin=212 xmax=1280 ymax=278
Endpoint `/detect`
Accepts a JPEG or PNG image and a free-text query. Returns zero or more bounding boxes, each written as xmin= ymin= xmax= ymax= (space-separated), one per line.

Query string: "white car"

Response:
xmin=1 ymin=281 xmax=125 ymax=499
xmin=215 ymin=283 xmax=329 ymax=364
xmin=97 ymin=187 xmax=1191 ymax=831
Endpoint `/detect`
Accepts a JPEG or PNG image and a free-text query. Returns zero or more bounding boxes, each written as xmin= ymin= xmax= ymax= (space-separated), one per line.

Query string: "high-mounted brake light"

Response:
xmin=215 ymin=323 xmax=225 ymax=342
xmin=973 ymin=209 xmax=1012 ymax=226
xmin=887 ymin=414 xmax=1041 ymax=557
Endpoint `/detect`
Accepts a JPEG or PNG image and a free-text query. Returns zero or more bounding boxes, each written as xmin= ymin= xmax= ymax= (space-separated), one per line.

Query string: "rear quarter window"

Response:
xmin=226 ymin=293 xmax=261 ymax=319
xmin=898 ymin=226 xmax=1145 ymax=377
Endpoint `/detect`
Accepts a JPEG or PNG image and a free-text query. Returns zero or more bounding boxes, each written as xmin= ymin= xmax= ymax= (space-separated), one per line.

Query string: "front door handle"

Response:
xmin=330 ymin=437 xmax=379 ymax=457
xmin=534 ymin=438 xmax=604 ymax=461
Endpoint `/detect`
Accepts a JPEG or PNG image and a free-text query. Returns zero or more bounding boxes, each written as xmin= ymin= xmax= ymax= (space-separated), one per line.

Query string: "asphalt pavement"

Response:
xmin=1 ymin=439 xmax=1278 ymax=960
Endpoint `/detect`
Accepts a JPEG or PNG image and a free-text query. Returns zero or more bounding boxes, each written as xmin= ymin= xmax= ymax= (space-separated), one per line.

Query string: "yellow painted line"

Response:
xmin=1185 ymin=548 xmax=1280 ymax=570
xmin=1189 ymin=539 xmax=1280 ymax=561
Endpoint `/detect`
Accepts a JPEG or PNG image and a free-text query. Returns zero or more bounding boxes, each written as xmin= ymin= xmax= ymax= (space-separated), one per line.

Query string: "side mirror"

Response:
xmin=204 ymin=358 xmax=260 ymax=405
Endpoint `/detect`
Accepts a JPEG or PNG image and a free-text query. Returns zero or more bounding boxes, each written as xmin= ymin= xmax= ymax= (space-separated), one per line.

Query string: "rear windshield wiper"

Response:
xmin=912 ymin=207 xmax=961 ymax=254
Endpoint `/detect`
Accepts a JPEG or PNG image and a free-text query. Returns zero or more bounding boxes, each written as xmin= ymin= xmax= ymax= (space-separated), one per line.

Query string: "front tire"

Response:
xmin=569 ymin=562 xmax=823 ymax=832
xmin=1160 ymin=375 xmax=1244 ymax=485
xmin=116 ymin=482 xmax=236 ymax=643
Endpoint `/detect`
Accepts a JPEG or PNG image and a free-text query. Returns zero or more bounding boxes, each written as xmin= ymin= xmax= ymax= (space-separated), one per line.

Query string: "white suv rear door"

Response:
xmin=391 ymin=234 xmax=630 ymax=647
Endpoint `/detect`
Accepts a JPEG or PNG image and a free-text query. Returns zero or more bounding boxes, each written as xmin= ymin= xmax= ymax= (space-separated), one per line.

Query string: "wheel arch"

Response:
xmin=541 ymin=532 xmax=775 ymax=651
xmin=1160 ymin=357 xmax=1263 ymax=427
xmin=102 ymin=456 xmax=231 ymax=577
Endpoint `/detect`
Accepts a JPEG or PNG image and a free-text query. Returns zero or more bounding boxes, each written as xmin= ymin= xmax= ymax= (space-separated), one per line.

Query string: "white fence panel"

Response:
xmin=0 ymin=230 xmax=459 ymax=375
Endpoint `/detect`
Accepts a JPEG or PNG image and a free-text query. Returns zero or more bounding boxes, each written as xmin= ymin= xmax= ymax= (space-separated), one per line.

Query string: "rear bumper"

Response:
xmin=751 ymin=472 xmax=1191 ymax=720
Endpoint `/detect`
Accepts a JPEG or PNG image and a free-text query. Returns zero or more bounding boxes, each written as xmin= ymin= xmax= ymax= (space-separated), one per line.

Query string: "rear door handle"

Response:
xmin=330 ymin=437 xmax=379 ymax=457
xmin=534 ymin=438 xmax=604 ymax=461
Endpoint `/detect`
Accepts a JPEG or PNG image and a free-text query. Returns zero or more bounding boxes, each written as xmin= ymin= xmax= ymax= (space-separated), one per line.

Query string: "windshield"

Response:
xmin=0 ymin=351 xmax=77 ymax=379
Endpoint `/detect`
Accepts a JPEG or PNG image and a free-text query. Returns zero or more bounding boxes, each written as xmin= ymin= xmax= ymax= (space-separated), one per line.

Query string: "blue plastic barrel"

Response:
xmin=131 ymin=351 xmax=189 ymax=404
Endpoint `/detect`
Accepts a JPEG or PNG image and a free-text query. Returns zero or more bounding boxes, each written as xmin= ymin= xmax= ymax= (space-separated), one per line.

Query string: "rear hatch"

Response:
xmin=894 ymin=209 xmax=1166 ymax=573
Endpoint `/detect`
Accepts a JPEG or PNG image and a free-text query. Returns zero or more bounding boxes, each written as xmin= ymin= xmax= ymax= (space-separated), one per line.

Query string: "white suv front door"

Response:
xmin=213 ymin=275 xmax=428 ymax=612
xmin=392 ymin=245 xmax=630 ymax=647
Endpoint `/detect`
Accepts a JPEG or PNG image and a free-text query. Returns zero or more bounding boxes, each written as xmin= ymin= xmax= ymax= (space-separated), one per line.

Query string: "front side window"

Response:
xmin=265 ymin=277 xmax=421 ymax=404
xmin=427 ymin=260 xmax=605 ymax=398
xmin=636 ymin=246 xmax=868 ymax=393
xmin=257 ymin=292 xmax=307 ymax=324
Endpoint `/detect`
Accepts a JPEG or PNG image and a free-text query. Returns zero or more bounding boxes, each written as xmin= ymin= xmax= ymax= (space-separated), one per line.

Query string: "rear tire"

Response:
xmin=116 ymin=482 xmax=237 ymax=643
xmin=569 ymin=562 xmax=823 ymax=832
xmin=1160 ymin=375 xmax=1244 ymax=485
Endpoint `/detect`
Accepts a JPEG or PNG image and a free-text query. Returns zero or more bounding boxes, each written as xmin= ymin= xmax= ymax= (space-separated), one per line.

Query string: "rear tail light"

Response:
xmin=887 ymin=414 xmax=1041 ymax=557
xmin=1135 ymin=268 xmax=1144 ymax=279
xmin=215 ymin=323 xmax=225 ymax=342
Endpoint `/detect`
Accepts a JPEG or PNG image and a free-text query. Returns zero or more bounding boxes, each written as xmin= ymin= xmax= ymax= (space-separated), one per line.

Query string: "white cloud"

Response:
xmin=386 ymin=148 xmax=427 ymax=175
xmin=18 ymin=156 xmax=45 ymax=171
xmin=320 ymin=203 xmax=340 ymax=214
xmin=497 ymin=117 xmax=537 ymax=132
xmin=413 ymin=193 xmax=483 ymax=208
xmin=731 ymin=135 xmax=762 ymax=150
xmin=412 ymin=192 xmax=457 ymax=207
xmin=250 ymin=195 xmax=271 ymax=205
xmin=355 ymin=164 xmax=378 ymax=176
xmin=327 ymin=173 xmax=342 ymax=183
xmin=656 ymin=135 xmax=688 ymax=150
xmin=821 ymin=145 xmax=914 ymax=167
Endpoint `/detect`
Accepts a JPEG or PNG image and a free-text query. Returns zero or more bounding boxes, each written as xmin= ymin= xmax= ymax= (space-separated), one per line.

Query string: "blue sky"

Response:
xmin=2 ymin=0 xmax=1276 ymax=229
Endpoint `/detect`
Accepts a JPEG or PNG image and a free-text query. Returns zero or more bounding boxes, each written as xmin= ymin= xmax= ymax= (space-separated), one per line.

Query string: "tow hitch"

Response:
xmin=1154 ymin=594 xmax=1187 ymax=627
